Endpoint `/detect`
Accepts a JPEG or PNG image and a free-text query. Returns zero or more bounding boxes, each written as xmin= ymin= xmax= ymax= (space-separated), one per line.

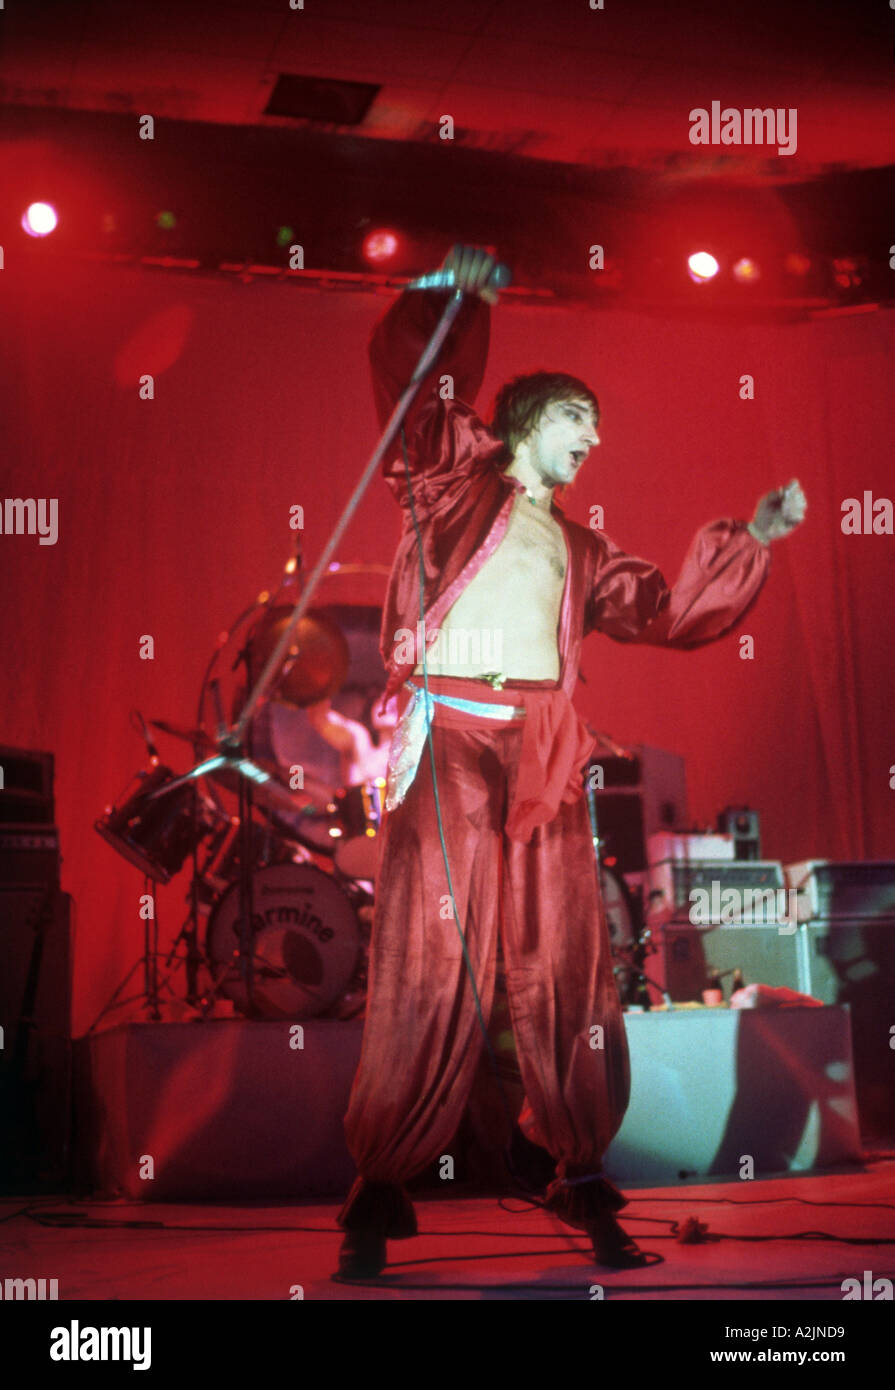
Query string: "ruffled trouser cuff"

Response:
xmin=337 ymin=1177 xmax=419 ymax=1239
xmin=542 ymin=1173 xmax=628 ymax=1231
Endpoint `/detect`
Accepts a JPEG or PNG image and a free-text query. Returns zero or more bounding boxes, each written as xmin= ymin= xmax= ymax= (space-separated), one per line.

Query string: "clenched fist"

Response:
xmin=748 ymin=479 xmax=807 ymax=544
xmin=440 ymin=244 xmax=503 ymax=305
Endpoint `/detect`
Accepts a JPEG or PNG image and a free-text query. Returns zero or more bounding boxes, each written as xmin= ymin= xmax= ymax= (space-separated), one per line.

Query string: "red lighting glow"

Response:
xmin=22 ymin=202 xmax=58 ymax=237
xmin=362 ymin=228 xmax=399 ymax=264
xmin=732 ymin=257 xmax=761 ymax=283
xmin=687 ymin=251 xmax=720 ymax=283
xmin=784 ymin=252 xmax=812 ymax=277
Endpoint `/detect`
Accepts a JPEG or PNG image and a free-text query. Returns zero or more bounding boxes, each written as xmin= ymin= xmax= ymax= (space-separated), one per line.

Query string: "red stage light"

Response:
xmin=687 ymin=251 xmax=720 ymax=283
xmin=362 ymin=228 xmax=399 ymax=264
xmin=22 ymin=202 xmax=58 ymax=237
xmin=832 ymin=256 xmax=864 ymax=290
xmin=732 ymin=256 xmax=760 ymax=283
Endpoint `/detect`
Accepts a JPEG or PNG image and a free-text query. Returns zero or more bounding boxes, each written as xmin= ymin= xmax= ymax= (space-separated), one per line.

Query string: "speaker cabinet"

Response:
xmin=800 ymin=918 xmax=895 ymax=1138
xmin=646 ymin=922 xmax=801 ymax=1004
xmin=0 ymin=887 xmax=73 ymax=1190
xmin=592 ymin=745 xmax=687 ymax=874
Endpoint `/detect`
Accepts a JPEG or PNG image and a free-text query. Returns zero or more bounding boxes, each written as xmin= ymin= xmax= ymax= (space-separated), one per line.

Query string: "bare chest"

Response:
xmin=497 ymin=498 xmax=568 ymax=581
xmin=442 ymin=496 xmax=568 ymax=627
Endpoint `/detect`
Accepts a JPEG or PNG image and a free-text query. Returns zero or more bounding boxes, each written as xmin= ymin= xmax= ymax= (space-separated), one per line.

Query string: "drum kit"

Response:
xmin=94 ymin=560 xmax=394 ymax=1027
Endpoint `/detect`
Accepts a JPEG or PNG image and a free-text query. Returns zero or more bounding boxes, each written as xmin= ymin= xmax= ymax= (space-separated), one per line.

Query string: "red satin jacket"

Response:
xmin=371 ymin=289 xmax=772 ymax=703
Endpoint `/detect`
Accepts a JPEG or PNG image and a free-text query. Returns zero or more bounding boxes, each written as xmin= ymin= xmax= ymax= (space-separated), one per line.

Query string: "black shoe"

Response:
xmin=586 ymin=1208 xmax=651 ymax=1269
xmin=336 ymin=1229 xmax=387 ymax=1278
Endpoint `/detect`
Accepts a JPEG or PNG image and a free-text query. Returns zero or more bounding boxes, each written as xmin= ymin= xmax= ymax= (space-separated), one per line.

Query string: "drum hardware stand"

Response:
xmin=86 ymin=871 xmax=166 ymax=1031
xmin=616 ymin=923 xmax=674 ymax=1012
xmin=155 ymin=783 xmax=205 ymax=1010
xmin=583 ymin=726 xmax=673 ymax=1011
xmin=160 ymin=809 xmax=233 ymax=1017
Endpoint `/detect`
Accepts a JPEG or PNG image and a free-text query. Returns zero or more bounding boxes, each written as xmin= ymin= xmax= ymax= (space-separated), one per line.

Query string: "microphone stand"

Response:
xmin=226 ymin=289 xmax=467 ymax=1012
xmin=231 ymin=288 xmax=467 ymax=745
xmin=149 ymin=286 xmax=469 ymax=1016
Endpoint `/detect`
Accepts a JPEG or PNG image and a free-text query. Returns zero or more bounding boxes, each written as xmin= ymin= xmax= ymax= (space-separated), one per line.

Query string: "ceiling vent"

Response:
xmin=264 ymin=73 xmax=379 ymax=126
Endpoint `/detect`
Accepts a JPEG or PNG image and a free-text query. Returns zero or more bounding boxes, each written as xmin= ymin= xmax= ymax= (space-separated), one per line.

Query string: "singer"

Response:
xmin=335 ymin=245 xmax=807 ymax=1277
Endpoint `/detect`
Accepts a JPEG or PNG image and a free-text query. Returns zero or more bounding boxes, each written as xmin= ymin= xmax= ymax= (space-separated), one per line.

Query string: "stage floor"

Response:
xmin=4 ymin=1152 xmax=894 ymax=1302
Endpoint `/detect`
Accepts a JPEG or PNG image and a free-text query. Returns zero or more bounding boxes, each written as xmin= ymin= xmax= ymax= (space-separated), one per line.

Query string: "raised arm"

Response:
xmin=370 ymin=246 xmax=504 ymax=511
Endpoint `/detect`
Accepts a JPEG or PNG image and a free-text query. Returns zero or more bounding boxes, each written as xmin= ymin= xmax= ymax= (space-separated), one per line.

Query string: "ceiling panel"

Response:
xmin=0 ymin=0 xmax=892 ymax=178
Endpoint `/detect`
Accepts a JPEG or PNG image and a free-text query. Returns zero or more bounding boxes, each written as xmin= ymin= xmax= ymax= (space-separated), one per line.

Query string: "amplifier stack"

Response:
xmin=644 ymin=834 xmax=793 ymax=1002
xmin=0 ymin=745 xmax=72 ymax=1191
xmin=637 ymin=821 xmax=895 ymax=1136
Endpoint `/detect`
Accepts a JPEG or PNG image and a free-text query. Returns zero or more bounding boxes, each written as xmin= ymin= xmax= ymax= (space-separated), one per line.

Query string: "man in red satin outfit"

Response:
xmin=335 ymin=245 xmax=807 ymax=1278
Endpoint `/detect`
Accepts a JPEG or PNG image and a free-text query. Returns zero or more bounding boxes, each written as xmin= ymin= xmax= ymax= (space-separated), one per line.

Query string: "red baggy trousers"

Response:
xmin=338 ymin=675 xmax=632 ymax=1236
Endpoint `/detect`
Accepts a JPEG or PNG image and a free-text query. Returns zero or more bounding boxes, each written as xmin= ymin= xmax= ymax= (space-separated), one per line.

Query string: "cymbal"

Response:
xmin=245 ymin=606 xmax=350 ymax=708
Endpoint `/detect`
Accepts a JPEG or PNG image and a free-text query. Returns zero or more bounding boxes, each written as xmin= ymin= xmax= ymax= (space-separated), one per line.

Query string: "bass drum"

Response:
xmin=206 ymin=862 xmax=361 ymax=1020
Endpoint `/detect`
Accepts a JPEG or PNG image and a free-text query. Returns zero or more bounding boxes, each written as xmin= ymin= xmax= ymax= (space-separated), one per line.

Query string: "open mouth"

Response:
xmin=569 ymin=449 xmax=586 ymax=465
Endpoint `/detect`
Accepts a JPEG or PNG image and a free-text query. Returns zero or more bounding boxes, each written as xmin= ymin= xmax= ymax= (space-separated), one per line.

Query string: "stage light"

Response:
xmin=784 ymin=252 xmax=811 ymax=277
xmin=687 ymin=251 xmax=720 ymax=283
xmin=275 ymin=225 xmax=294 ymax=248
xmin=732 ymin=257 xmax=760 ymax=283
xmin=362 ymin=228 xmax=399 ymax=265
xmin=155 ymin=210 xmax=177 ymax=230
xmin=832 ymin=255 xmax=864 ymax=290
xmin=21 ymin=202 xmax=58 ymax=237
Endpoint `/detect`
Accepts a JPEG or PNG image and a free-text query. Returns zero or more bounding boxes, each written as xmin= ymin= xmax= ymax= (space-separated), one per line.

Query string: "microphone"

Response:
xmin=136 ymin=710 xmax=160 ymax=764
xmin=404 ymin=262 xmax=512 ymax=293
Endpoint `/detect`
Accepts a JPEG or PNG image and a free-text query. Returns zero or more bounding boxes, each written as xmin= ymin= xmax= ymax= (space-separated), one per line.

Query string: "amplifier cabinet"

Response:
xmin=591 ymin=745 xmax=687 ymax=874
xmin=0 ymin=887 xmax=73 ymax=1188
xmin=785 ymin=860 xmax=895 ymax=922
xmin=0 ymin=746 xmax=55 ymax=825
xmin=648 ymin=832 xmax=735 ymax=863
xmin=646 ymin=922 xmax=802 ymax=1004
xmin=0 ymin=824 xmax=61 ymax=887
xmin=648 ymin=858 xmax=786 ymax=922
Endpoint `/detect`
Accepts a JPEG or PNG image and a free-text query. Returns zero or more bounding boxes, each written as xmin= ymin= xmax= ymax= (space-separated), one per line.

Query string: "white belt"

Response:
xmin=385 ymin=680 xmax=526 ymax=812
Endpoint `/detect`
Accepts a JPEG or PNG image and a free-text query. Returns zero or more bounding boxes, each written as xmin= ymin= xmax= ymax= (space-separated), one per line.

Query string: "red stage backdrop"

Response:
xmin=2 ymin=261 xmax=894 ymax=1034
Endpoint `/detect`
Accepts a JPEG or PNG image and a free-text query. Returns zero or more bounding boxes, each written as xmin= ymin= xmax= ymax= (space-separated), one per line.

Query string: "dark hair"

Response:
xmin=491 ymin=372 xmax=600 ymax=457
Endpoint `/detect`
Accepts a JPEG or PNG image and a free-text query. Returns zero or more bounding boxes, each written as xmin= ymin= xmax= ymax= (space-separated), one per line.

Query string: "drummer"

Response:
xmin=305 ymin=692 xmax=398 ymax=788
